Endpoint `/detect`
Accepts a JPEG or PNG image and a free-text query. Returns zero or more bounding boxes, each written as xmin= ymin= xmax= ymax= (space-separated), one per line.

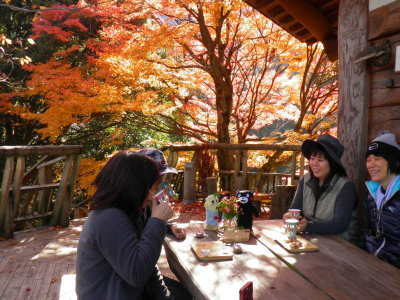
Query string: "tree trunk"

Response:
xmin=215 ymin=80 xmax=234 ymax=191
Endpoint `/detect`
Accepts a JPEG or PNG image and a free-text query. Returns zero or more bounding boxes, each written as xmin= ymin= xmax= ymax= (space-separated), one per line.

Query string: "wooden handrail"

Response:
xmin=0 ymin=145 xmax=83 ymax=156
xmin=9 ymin=183 xmax=60 ymax=192
xmin=161 ymin=143 xmax=301 ymax=152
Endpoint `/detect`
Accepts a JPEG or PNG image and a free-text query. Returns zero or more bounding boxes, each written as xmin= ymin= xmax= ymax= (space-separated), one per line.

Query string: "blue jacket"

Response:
xmin=364 ymin=176 xmax=400 ymax=268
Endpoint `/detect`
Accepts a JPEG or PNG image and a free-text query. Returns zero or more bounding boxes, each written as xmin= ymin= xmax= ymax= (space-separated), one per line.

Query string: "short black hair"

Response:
xmin=90 ymin=151 xmax=160 ymax=214
xmin=309 ymin=146 xmax=347 ymax=177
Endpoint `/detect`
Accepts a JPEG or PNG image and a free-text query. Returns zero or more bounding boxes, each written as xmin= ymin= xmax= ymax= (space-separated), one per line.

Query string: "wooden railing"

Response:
xmin=162 ymin=143 xmax=306 ymax=202
xmin=0 ymin=145 xmax=82 ymax=238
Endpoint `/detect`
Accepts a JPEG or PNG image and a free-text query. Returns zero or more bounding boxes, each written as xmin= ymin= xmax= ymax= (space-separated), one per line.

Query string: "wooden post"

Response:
xmin=166 ymin=150 xmax=179 ymax=168
xmin=290 ymin=152 xmax=297 ymax=185
xmin=270 ymin=185 xmax=297 ymax=219
xmin=12 ymin=156 xmax=25 ymax=217
xmin=206 ymin=177 xmax=217 ymax=195
xmin=183 ymin=162 xmax=196 ymax=204
xmin=0 ymin=157 xmax=15 ymax=238
xmin=233 ymin=151 xmax=242 ymax=190
xmin=299 ymin=154 xmax=305 ymax=177
xmin=241 ymin=150 xmax=248 ymax=189
xmin=337 ymin=0 xmax=369 ymax=196
xmin=37 ymin=166 xmax=51 ymax=213
xmin=51 ymin=155 xmax=75 ymax=226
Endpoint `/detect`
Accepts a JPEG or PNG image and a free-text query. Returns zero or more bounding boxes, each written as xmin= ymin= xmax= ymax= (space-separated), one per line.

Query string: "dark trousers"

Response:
xmin=163 ymin=276 xmax=193 ymax=300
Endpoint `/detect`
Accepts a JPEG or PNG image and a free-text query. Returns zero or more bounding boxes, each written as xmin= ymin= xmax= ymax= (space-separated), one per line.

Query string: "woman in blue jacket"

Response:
xmin=365 ymin=131 xmax=400 ymax=268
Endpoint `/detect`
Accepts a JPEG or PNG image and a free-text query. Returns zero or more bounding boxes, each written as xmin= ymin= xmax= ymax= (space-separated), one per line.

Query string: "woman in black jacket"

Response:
xmin=364 ymin=131 xmax=400 ymax=268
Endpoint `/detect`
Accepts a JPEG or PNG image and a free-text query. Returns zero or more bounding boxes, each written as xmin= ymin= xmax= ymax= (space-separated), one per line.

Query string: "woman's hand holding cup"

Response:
xmin=283 ymin=208 xmax=301 ymax=221
xmin=151 ymin=195 xmax=173 ymax=222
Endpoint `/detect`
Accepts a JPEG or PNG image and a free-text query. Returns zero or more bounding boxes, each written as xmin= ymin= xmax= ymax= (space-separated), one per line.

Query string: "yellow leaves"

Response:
xmin=19 ymin=56 xmax=32 ymax=65
xmin=0 ymin=34 xmax=12 ymax=45
xmin=77 ymin=158 xmax=106 ymax=195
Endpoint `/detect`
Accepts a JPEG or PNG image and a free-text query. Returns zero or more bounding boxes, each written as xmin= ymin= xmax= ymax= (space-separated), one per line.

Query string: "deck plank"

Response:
xmin=0 ymin=218 xmax=85 ymax=300
xmin=0 ymin=216 xmax=201 ymax=300
xmin=1 ymin=262 xmax=28 ymax=300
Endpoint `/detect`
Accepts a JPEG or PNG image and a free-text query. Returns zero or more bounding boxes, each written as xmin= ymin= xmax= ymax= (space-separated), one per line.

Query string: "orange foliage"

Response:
xmin=5 ymin=0 xmax=337 ymax=158
xmin=77 ymin=157 xmax=106 ymax=195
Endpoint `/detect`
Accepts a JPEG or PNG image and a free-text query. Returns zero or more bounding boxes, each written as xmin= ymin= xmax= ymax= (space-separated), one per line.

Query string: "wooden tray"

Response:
xmin=275 ymin=236 xmax=319 ymax=253
xmin=222 ymin=228 xmax=250 ymax=243
xmin=191 ymin=241 xmax=233 ymax=261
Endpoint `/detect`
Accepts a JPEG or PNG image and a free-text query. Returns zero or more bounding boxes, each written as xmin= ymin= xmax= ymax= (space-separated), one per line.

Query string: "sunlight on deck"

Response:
xmin=31 ymin=243 xmax=77 ymax=260
xmin=59 ymin=274 xmax=77 ymax=300
xmin=0 ymin=219 xmax=84 ymax=300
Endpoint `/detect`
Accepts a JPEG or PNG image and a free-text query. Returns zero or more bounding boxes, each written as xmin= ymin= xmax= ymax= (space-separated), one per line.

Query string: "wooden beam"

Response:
xmin=321 ymin=0 xmax=339 ymax=11
xmin=37 ymin=156 xmax=66 ymax=169
xmin=9 ymin=183 xmax=60 ymax=192
xmin=322 ymin=35 xmax=338 ymax=61
xmin=161 ymin=143 xmax=301 ymax=152
xmin=245 ymin=0 xmax=276 ymax=11
xmin=14 ymin=212 xmax=53 ymax=223
xmin=337 ymin=0 xmax=369 ymax=197
xmin=0 ymin=145 xmax=83 ymax=156
xmin=369 ymin=0 xmax=400 ymax=40
xmin=273 ymin=0 xmax=333 ymax=42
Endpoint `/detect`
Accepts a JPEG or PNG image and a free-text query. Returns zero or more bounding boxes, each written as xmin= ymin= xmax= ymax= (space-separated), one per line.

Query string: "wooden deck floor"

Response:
xmin=0 ymin=208 xmax=270 ymax=300
xmin=0 ymin=218 xmax=175 ymax=300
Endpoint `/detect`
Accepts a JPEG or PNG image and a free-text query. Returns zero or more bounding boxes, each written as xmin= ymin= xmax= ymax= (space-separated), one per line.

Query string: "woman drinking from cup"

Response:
xmin=76 ymin=150 xmax=191 ymax=299
xmin=283 ymin=134 xmax=358 ymax=239
xmin=364 ymin=131 xmax=400 ymax=268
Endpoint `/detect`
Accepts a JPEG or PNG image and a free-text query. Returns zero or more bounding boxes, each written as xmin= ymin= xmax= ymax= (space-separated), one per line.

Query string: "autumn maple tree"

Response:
xmin=1 ymin=0 xmax=339 ymax=192
xmin=111 ymin=0 xmax=304 ymax=178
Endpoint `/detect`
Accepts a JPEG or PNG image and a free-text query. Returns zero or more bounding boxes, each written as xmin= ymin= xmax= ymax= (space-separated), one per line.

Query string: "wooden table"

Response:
xmin=164 ymin=224 xmax=330 ymax=300
xmin=165 ymin=221 xmax=400 ymax=300
xmin=253 ymin=220 xmax=400 ymax=300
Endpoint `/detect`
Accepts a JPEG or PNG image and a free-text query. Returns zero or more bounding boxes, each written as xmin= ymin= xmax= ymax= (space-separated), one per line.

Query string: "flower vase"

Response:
xmin=221 ymin=216 xmax=250 ymax=243
xmin=221 ymin=217 xmax=237 ymax=242
xmin=223 ymin=217 xmax=237 ymax=231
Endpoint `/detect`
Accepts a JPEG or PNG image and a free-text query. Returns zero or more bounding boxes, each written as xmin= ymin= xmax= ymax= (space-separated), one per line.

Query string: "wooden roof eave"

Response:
xmin=245 ymin=0 xmax=339 ymax=61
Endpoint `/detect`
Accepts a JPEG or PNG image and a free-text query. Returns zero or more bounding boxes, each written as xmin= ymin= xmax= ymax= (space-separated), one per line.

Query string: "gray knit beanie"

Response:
xmin=366 ymin=131 xmax=400 ymax=173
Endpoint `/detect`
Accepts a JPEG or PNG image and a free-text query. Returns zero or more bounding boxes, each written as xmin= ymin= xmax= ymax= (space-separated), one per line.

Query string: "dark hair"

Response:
xmin=309 ymin=147 xmax=347 ymax=177
xmin=90 ymin=151 xmax=160 ymax=214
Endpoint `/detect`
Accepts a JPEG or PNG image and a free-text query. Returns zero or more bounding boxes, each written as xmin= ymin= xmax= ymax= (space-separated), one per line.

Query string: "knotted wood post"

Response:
xmin=12 ymin=157 xmax=25 ymax=218
xmin=0 ymin=157 xmax=15 ymax=238
xmin=183 ymin=162 xmax=196 ymax=204
xmin=51 ymin=154 xmax=80 ymax=227
xmin=206 ymin=177 xmax=217 ymax=195
xmin=270 ymin=185 xmax=297 ymax=219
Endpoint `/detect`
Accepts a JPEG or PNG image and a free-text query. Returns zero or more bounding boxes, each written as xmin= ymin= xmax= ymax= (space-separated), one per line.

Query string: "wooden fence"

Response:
xmin=162 ymin=143 xmax=306 ymax=203
xmin=0 ymin=145 xmax=82 ymax=238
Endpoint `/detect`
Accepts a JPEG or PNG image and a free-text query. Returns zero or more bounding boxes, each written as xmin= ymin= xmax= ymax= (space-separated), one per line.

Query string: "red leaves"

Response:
xmin=171 ymin=201 xmax=205 ymax=221
xmin=31 ymin=4 xmax=96 ymax=42
xmin=62 ymin=18 xmax=88 ymax=32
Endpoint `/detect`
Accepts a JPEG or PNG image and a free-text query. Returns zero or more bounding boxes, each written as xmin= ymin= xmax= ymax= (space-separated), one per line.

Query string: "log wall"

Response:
xmin=369 ymin=32 xmax=400 ymax=141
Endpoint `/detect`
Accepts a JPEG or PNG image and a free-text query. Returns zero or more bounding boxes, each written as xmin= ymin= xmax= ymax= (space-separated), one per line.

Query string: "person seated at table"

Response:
xmin=283 ymin=134 xmax=358 ymax=239
xmin=76 ymin=150 xmax=191 ymax=300
xmin=137 ymin=148 xmax=185 ymax=240
xmin=364 ymin=131 xmax=400 ymax=268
